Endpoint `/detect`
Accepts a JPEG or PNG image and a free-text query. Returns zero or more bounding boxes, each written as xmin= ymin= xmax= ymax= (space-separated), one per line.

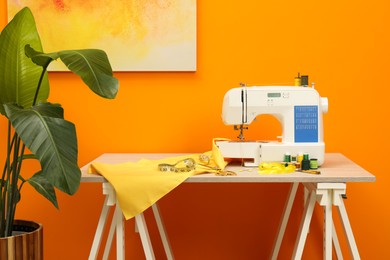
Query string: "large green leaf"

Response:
xmin=58 ymin=49 xmax=119 ymax=99
xmin=4 ymin=103 xmax=81 ymax=195
xmin=32 ymin=102 xmax=64 ymax=119
xmin=25 ymin=46 xmax=119 ymax=100
xmin=27 ymin=171 xmax=58 ymax=208
xmin=0 ymin=7 xmax=49 ymax=115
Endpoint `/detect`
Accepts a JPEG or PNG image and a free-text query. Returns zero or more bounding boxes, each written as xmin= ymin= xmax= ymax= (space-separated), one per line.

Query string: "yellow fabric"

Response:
xmin=258 ymin=162 xmax=296 ymax=174
xmin=88 ymin=139 xmax=230 ymax=220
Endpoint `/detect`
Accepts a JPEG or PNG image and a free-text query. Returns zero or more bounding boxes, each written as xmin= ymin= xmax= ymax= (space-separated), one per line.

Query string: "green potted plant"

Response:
xmin=0 ymin=6 xmax=119 ymax=256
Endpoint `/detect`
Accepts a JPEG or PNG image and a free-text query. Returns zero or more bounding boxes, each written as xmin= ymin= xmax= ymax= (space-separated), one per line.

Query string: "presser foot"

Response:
xmin=234 ymin=124 xmax=248 ymax=141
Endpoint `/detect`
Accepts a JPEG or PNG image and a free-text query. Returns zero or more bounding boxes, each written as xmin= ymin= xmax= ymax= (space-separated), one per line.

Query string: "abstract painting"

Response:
xmin=8 ymin=0 xmax=197 ymax=71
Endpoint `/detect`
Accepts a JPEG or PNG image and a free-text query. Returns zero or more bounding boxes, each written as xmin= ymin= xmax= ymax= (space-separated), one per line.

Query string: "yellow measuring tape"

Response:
xmin=158 ymin=155 xmax=237 ymax=176
xmin=158 ymin=158 xmax=196 ymax=173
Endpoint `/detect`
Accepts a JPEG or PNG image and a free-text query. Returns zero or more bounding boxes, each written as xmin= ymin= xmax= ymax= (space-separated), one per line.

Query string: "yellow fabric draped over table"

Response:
xmin=88 ymin=139 xmax=230 ymax=220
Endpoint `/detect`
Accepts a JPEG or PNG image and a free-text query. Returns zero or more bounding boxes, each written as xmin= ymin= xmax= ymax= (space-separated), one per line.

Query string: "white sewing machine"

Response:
xmin=216 ymin=85 xmax=328 ymax=166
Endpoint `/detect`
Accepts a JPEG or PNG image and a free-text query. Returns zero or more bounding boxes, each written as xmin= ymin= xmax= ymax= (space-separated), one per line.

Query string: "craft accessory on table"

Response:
xmin=301 ymin=169 xmax=321 ymax=175
xmin=301 ymin=153 xmax=311 ymax=170
xmin=158 ymin=158 xmax=196 ymax=173
xmin=297 ymin=153 xmax=304 ymax=163
xmin=158 ymin=156 xmax=237 ymax=176
xmin=310 ymin=158 xmax=318 ymax=169
xmin=258 ymin=162 xmax=296 ymax=174
xmin=215 ymin=170 xmax=237 ymax=176
xmin=301 ymin=159 xmax=310 ymax=170
xmin=284 ymin=152 xmax=291 ymax=162
xmin=199 ymin=154 xmax=210 ymax=164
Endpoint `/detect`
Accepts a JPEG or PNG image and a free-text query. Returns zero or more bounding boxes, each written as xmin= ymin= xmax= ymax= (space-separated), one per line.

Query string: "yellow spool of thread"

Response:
xmin=294 ymin=77 xmax=301 ymax=86
xmin=297 ymin=153 xmax=303 ymax=163
xmin=294 ymin=72 xmax=301 ymax=86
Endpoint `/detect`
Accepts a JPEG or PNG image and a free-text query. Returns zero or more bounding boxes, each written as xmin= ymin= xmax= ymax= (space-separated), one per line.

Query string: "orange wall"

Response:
xmin=1 ymin=1 xmax=389 ymax=259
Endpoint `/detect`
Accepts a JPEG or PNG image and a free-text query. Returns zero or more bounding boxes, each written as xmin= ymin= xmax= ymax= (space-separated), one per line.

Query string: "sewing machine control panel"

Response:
xmin=267 ymin=92 xmax=290 ymax=98
xmin=294 ymin=106 xmax=319 ymax=142
xmin=267 ymin=91 xmax=290 ymax=106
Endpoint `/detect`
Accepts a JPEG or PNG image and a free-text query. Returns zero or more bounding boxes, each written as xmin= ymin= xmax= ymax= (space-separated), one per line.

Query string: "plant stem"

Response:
xmin=4 ymin=135 xmax=21 ymax=236
xmin=1 ymin=120 xmax=27 ymax=236
xmin=32 ymin=62 xmax=50 ymax=106
xmin=0 ymin=121 xmax=14 ymax=236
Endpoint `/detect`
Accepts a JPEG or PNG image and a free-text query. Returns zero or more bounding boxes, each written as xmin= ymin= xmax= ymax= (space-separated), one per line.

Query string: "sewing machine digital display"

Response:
xmin=267 ymin=92 xmax=281 ymax=98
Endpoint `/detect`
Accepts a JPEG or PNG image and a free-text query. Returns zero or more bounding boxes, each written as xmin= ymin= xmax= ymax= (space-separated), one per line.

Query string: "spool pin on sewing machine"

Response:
xmin=216 ymin=85 xmax=328 ymax=167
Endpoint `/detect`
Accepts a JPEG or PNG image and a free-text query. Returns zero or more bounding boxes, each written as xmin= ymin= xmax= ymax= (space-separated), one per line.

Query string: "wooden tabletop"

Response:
xmin=80 ymin=153 xmax=375 ymax=184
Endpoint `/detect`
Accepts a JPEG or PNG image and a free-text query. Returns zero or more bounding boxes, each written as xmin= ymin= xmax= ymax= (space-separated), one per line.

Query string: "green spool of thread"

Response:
xmin=284 ymin=153 xmax=291 ymax=162
xmin=310 ymin=158 xmax=318 ymax=169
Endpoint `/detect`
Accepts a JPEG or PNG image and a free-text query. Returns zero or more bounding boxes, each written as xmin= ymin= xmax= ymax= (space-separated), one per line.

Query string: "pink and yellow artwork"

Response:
xmin=8 ymin=0 xmax=197 ymax=71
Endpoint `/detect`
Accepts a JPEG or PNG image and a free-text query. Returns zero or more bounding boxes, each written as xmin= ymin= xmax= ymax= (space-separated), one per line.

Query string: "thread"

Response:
xmin=284 ymin=153 xmax=291 ymax=163
xmin=297 ymin=153 xmax=304 ymax=163
xmin=301 ymin=75 xmax=309 ymax=87
xmin=294 ymin=77 xmax=301 ymax=86
xmin=302 ymin=153 xmax=310 ymax=170
xmin=301 ymin=159 xmax=310 ymax=170
xmin=291 ymin=155 xmax=297 ymax=163
xmin=310 ymin=158 xmax=318 ymax=169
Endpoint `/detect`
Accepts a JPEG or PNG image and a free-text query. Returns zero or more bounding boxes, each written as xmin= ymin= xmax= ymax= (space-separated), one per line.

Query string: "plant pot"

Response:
xmin=0 ymin=220 xmax=43 ymax=260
